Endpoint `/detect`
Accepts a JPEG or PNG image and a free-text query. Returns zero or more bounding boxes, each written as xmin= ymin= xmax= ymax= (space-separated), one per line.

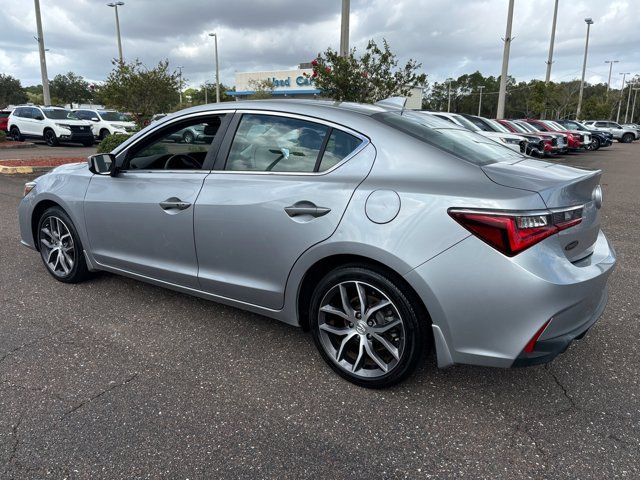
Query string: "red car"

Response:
xmin=497 ymin=119 xmax=558 ymax=156
xmin=0 ymin=110 xmax=11 ymax=132
xmin=523 ymin=119 xmax=582 ymax=150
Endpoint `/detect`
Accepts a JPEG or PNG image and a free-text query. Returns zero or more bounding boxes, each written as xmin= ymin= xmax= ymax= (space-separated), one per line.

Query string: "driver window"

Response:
xmin=225 ymin=114 xmax=329 ymax=172
xmin=125 ymin=115 xmax=225 ymax=171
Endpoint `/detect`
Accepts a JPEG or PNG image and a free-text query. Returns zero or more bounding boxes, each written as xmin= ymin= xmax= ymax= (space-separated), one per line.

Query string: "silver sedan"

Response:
xmin=18 ymin=100 xmax=616 ymax=388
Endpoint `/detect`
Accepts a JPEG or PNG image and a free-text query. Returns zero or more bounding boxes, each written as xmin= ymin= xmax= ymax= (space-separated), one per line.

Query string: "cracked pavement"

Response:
xmin=1 ymin=144 xmax=639 ymax=478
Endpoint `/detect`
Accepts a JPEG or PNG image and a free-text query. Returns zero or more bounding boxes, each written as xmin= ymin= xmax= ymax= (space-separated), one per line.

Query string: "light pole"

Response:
xmin=496 ymin=0 xmax=514 ymax=119
xmin=446 ymin=79 xmax=453 ymax=112
xmin=33 ymin=0 xmax=51 ymax=106
xmin=624 ymin=75 xmax=637 ymax=124
xmin=575 ymin=18 xmax=593 ymax=120
xmin=605 ymin=60 xmax=619 ymax=96
xmin=478 ymin=85 xmax=485 ymax=116
xmin=545 ymin=0 xmax=559 ymax=84
xmin=340 ymin=0 xmax=350 ymax=57
xmin=617 ymin=72 xmax=630 ymax=123
xmin=107 ymin=2 xmax=124 ymax=63
xmin=177 ymin=66 xmax=183 ymax=107
xmin=208 ymin=33 xmax=220 ymax=103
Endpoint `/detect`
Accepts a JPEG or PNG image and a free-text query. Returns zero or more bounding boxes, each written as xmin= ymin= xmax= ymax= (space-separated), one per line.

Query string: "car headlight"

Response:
xmin=23 ymin=181 xmax=36 ymax=197
xmin=501 ymin=137 xmax=522 ymax=145
xmin=55 ymin=123 xmax=72 ymax=130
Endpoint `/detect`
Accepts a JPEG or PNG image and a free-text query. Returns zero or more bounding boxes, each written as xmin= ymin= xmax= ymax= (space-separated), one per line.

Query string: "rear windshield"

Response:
xmin=99 ymin=110 xmax=131 ymax=122
xmin=42 ymin=108 xmax=78 ymax=120
xmin=373 ymin=111 xmax=523 ymax=166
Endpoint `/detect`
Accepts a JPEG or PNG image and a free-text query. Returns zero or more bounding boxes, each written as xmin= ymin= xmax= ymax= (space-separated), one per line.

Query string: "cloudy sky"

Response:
xmin=1 ymin=0 xmax=638 ymax=90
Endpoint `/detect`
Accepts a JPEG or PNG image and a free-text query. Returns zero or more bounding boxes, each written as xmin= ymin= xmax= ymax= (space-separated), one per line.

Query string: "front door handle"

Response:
xmin=159 ymin=197 xmax=191 ymax=211
xmin=285 ymin=202 xmax=331 ymax=218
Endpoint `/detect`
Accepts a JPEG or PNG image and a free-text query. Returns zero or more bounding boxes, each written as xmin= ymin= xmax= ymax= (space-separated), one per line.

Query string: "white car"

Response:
xmin=73 ymin=109 xmax=137 ymax=140
xmin=8 ymin=105 xmax=94 ymax=146
xmin=423 ymin=111 xmax=529 ymax=154
xmin=583 ymin=120 xmax=637 ymax=143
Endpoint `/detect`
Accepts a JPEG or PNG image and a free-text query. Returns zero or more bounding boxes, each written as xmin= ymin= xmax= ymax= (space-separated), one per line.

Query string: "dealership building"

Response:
xmin=227 ymin=63 xmax=423 ymax=108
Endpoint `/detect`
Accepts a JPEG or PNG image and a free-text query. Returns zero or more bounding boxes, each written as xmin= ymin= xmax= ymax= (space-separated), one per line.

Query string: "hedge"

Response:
xmin=96 ymin=133 xmax=131 ymax=153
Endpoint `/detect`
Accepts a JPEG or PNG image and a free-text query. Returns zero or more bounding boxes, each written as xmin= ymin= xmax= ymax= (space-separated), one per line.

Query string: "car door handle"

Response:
xmin=159 ymin=198 xmax=191 ymax=211
xmin=284 ymin=203 xmax=331 ymax=218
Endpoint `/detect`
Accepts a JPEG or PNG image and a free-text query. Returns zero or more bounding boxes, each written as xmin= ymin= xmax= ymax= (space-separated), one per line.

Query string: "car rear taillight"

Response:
xmin=448 ymin=207 xmax=583 ymax=256
xmin=524 ymin=318 xmax=552 ymax=353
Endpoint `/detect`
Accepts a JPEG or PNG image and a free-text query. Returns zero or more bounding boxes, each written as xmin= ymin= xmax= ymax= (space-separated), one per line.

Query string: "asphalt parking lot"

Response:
xmin=0 ymin=144 xmax=638 ymax=479
xmin=0 ymin=142 xmax=96 ymax=162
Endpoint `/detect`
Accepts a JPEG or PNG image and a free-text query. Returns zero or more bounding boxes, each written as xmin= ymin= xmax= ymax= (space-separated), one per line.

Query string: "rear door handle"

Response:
xmin=285 ymin=203 xmax=331 ymax=218
xmin=159 ymin=197 xmax=192 ymax=211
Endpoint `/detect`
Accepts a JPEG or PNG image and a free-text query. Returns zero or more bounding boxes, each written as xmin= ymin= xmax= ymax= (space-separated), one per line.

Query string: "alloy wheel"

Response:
xmin=317 ymin=281 xmax=405 ymax=378
xmin=40 ymin=216 xmax=75 ymax=277
xmin=45 ymin=130 xmax=56 ymax=146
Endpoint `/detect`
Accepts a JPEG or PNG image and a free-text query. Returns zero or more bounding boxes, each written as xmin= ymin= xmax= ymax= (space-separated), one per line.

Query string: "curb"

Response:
xmin=0 ymin=165 xmax=56 ymax=175
xmin=0 ymin=142 xmax=37 ymax=150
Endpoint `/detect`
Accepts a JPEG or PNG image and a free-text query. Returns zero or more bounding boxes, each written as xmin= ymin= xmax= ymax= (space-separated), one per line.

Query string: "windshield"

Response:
xmin=42 ymin=108 xmax=79 ymax=120
xmin=563 ymin=121 xmax=586 ymax=131
xmin=545 ymin=121 xmax=565 ymax=131
xmin=486 ymin=119 xmax=511 ymax=133
xmin=373 ymin=111 xmax=523 ymax=166
xmin=451 ymin=115 xmax=482 ymax=132
xmin=99 ymin=110 xmax=131 ymax=122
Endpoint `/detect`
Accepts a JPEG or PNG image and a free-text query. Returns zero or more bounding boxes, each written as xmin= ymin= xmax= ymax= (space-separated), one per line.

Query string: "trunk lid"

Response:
xmin=481 ymin=158 xmax=602 ymax=261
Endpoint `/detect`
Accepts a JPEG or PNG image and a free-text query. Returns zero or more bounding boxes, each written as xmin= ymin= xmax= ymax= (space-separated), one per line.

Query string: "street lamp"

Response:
xmin=208 ymin=33 xmax=220 ymax=103
xmin=576 ymin=17 xmax=593 ymax=120
xmin=477 ymin=85 xmax=485 ymax=116
xmin=496 ymin=0 xmax=514 ymax=119
xmin=107 ymin=2 xmax=125 ymax=63
xmin=177 ymin=65 xmax=184 ymax=107
xmin=624 ymin=75 xmax=638 ymax=124
xmin=604 ymin=60 xmax=619 ymax=96
xmin=446 ymin=78 xmax=453 ymax=112
xmin=631 ymin=88 xmax=640 ymax=124
xmin=616 ymin=72 xmax=630 ymax=123
xmin=33 ymin=0 xmax=51 ymax=106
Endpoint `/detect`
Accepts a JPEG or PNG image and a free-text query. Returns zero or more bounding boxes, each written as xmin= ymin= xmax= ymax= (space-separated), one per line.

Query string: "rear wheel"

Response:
xmin=44 ymin=129 xmax=59 ymax=146
xmin=309 ymin=265 xmax=428 ymax=388
xmin=10 ymin=126 xmax=23 ymax=142
xmin=37 ymin=207 xmax=90 ymax=283
xmin=99 ymin=129 xmax=110 ymax=140
xmin=183 ymin=131 xmax=195 ymax=144
xmin=621 ymin=133 xmax=634 ymax=143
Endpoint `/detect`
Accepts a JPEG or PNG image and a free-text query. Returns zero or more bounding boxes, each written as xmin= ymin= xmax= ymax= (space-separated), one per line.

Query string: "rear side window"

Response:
xmin=225 ymin=114 xmax=362 ymax=173
xmin=373 ymin=111 xmax=522 ymax=166
xmin=0 ymin=112 xmax=9 ymax=118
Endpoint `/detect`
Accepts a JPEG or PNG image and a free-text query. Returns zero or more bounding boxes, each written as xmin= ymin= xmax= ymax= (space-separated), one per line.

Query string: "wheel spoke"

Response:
xmin=40 ymin=238 xmax=54 ymax=249
xmin=372 ymin=318 xmax=401 ymax=333
xmin=372 ymin=333 xmax=400 ymax=361
xmin=364 ymin=299 xmax=391 ymax=322
xmin=58 ymin=251 xmax=70 ymax=274
xmin=352 ymin=338 xmax=365 ymax=372
xmin=355 ymin=282 xmax=367 ymax=315
xmin=51 ymin=251 xmax=61 ymax=271
xmin=62 ymin=250 xmax=74 ymax=269
xmin=364 ymin=339 xmax=389 ymax=372
xmin=46 ymin=247 xmax=58 ymax=263
xmin=338 ymin=284 xmax=354 ymax=317
xmin=41 ymin=227 xmax=55 ymax=241
xmin=320 ymin=304 xmax=349 ymax=321
xmin=336 ymin=332 xmax=357 ymax=361
xmin=319 ymin=323 xmax=352 ymax=336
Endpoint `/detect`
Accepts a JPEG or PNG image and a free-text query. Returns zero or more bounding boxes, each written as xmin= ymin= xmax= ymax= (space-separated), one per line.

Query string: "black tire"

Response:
xmin=37 ymin=206 xmax=90 ymax=284
xmin=10 ymin=126 xmax=23 ymax=142
xmin=99 ymin=129 xmax=110 ymax=140
xmin=183 ymin=131 xmax=195 ymax=144
xmin=591 ymin=137 xmax=600 ymax=150
xmin=309 ymin=264 xmax=429 ymax=388
xmin=621 ymin=133 xmax=634 ymax=143
xmin=44 ymin=128 xmax=59 ymax=146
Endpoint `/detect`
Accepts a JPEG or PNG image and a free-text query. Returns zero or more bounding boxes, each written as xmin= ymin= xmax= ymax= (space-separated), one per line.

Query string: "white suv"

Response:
xmin=583 ymin=120 xmax=637 ymax=143
xmin=8 ymin=106 xmax=94 ymax=146
xmin=73 ymin=108 xmax=137 ymax=140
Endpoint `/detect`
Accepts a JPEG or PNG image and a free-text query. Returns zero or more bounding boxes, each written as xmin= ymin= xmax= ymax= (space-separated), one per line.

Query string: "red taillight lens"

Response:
xmin=524 ymin=318 xmax=552 ymax=353
xmin=449 ymin=207 xmax=583 ymax=256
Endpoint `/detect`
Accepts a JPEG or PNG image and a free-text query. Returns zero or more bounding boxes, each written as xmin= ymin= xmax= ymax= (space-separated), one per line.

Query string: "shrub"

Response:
xmin=0 ymin=130 xmax=6 ymax=143
xmin=96 ymin=133 xmax=131 ymax=153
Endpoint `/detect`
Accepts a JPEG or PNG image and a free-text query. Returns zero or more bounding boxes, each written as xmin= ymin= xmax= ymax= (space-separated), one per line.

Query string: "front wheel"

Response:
xmin=44 ymin=129 xmax=59 ymax=146
xmin=183 ymin=131 xmax=195 ymax=144
xmin=309 ymin=265 xmax=428 ymax=388
xmin=37 ymin=207 xmax=90 ymax=283
xmin=621 ymin=133 xmax=634 ymax=143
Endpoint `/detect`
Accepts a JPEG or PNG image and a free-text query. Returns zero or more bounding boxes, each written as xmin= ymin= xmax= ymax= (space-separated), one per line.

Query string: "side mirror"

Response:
xmin=34 ymin=115 xmax=45 ymax=121
xmin=91 ymin=117 xmax=99 ymax=122
xmin=88 ymin=153 xmax=116 ymax=175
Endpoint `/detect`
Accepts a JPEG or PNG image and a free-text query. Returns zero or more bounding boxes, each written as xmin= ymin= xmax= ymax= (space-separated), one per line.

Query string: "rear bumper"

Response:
xmin=405 ymin=230 xmax=616 ymax=369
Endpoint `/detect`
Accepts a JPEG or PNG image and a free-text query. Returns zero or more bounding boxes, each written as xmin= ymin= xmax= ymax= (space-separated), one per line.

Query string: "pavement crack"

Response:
xmin=545 ymin=364 xmax=578 ymax=410
xmin=62 ymin=373 xmax=138 ymax=418
xmin=1 ymin=415 xmax=23 ymax=476
xmin=0 ymin=379 xmax=66 ymax=402
xmin=0 ymin=326 xmax=74 ymax=368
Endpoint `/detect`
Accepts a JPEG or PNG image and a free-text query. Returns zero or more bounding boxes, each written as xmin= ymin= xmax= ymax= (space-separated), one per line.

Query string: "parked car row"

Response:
xmin=5 ymin=105 xmax=137 ymax=146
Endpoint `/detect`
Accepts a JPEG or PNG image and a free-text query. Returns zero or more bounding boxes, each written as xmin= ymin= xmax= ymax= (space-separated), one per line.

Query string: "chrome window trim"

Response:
xmin=218 ymin=109 xmax=371 ymax=177
xmin=449 ymin=205 xmax=585 ymax=217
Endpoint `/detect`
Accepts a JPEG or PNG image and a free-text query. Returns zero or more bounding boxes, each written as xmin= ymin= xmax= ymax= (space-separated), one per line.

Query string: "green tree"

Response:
xmin=49 ymin=72 xmax=91 ymax=106
xmin=311 ymin=39 xmax=427 ymax=103
xmin=98 ymin=59 xmax=180 ymax=123
xmin=0 ymin=74 xmax=28 ymax=107
xmin=247 ymin=79 xmax=274 ymax=100
xmin=184 ymin=83 xmax=234 ymax=105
